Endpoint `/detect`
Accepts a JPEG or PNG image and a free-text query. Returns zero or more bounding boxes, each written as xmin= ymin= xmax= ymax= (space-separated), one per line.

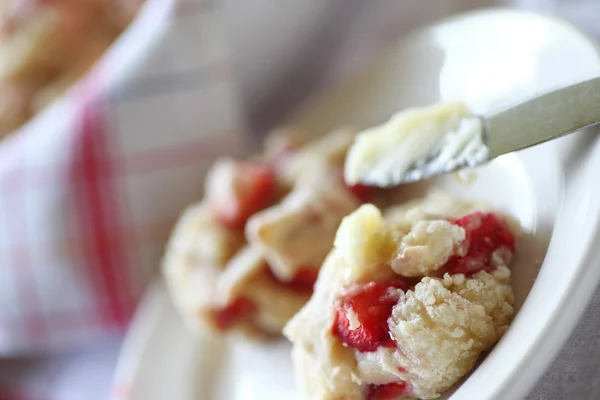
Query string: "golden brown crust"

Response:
xmin=389 ymin=220 xmax=465 ymax=277
xmin=164 ymin=130 xmax=359 ymax=337
xmin=388 ymin=269 xmax=513 ymax=398
xmin=161 ymin=202 xmax=244 ymax=333
xmin=284 ymin=194 xmax=517 ymax=400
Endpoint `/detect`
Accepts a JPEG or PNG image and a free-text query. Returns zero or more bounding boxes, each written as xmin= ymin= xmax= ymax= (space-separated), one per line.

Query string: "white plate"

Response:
xmin=112 ymin=9 xmax=600 ymax=400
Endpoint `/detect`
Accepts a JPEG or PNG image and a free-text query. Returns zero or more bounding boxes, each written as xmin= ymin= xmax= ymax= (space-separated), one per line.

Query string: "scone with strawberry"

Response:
xmin=163 ymin=129 xmax=371 ymax=336
xmin=284 ymin=192 xmax=517 ymax=399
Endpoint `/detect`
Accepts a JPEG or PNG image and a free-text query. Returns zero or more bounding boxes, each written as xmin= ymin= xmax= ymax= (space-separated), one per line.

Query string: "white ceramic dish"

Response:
xmin=112 ymin=9 xmax=600 ymax=400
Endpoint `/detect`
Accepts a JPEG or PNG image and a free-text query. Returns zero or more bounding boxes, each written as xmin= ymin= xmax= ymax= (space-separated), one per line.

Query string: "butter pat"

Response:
xmin=333 ymin=204 xmax=395 ymax=280
xmin=344 ymin=102 xmax=485 ymax=187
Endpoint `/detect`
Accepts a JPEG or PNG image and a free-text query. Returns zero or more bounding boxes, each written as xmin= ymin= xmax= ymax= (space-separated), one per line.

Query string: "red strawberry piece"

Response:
xmin=367 ymin=382 xmax=410 ymax=400
xmin=443 ymin=212 xmax=515 ymax=276
xmin=347 ymin=183 xmax=374 ymax=203
xmin=212 ymin=297 xmax=257 ymax=331
xmin=288 ymin=268 xmax=319 ymax=292
xmin=282 ymin=268 xmax=319 ymax=292
xmin=206 ymin=160 xmax=276 ymax=229
xmin=328 ymin=168 xmax=373 ymax=203
xmin=332 ymin=280 xmax=407 ymax=352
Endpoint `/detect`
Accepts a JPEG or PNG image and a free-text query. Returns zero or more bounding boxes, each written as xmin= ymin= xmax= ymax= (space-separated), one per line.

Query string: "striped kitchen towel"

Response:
xmin=0 ymin=0 xmax=248 ymax=354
